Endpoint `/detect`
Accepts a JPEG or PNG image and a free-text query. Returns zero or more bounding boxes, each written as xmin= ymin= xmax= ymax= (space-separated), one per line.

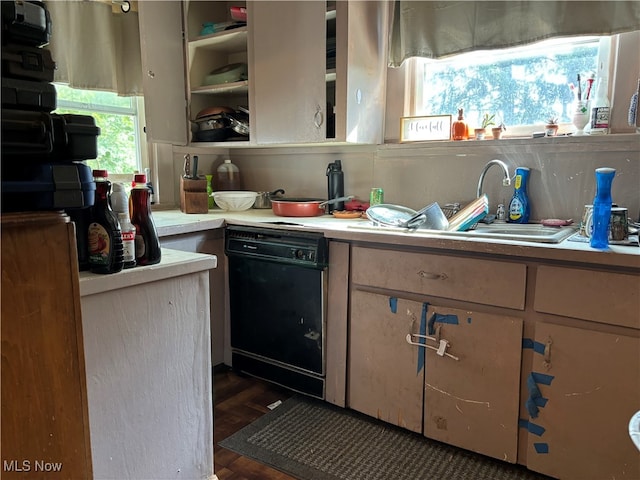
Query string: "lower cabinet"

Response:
xmin=348 ymin=290 xmax=523 ymax=461
xmin=422 ymin=305 xmax=522 ymax=462
xmin=524 ymin=322 xmax=640 ymax=480
xmin=348 ymin=291 xmax=425 ymax=433
xmin=79 ymin=249 xmax=216 ymax=480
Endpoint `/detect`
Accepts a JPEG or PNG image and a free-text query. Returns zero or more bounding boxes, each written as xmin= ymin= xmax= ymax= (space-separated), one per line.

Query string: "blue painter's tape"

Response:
xmin=527 ymin=373 xmax=542 ymax=398
xmin=532 ymin=372 xmax=554 ymax=386
xmin=417 ymin=303 xmax=429 ymax=374
xmin=526 ymin=398 xmax=539 ymax=419
xmin=534 ymin=396 xmax=548 ymax=408
xmin=518 ymin=419 xmax=546 ymax=436
xmin=389 ymin=297 xmax=398 ymax=314
xmin=533 ymin=342 xmax=545 ymax=355
xmin=427 ymin=312 xmax=437 ymax=335
xmin=522 ymin=338 xmax=546 ymax=354
xmin=534 ymin=443 xmax=549 ymax=454
xmin=526 ymin=372 xmax=550 ymax=418
xmin=428 ymin=312 xmax=459 ymax=335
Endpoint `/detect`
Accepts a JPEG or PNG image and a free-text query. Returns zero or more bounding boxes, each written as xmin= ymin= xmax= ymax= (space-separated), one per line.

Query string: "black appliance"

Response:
xmin=225 ymin=225 xmax=328 ymax=399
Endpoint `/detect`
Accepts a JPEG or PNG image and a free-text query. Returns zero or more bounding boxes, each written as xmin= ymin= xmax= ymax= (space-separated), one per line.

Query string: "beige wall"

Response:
xmin=222 ymin=135 xmax=639 ymax=222
xmin=162 ymin=135 xmax=639 ymax=223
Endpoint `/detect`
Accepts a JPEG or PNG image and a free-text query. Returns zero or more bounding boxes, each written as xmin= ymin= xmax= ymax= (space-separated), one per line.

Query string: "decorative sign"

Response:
xmin=400 ymin=115 xmax=452 ymax=142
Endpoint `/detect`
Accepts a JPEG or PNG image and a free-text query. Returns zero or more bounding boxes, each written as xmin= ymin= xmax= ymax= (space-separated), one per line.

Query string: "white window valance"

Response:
xmin=389 ymin=1 xmax=640 ymax=66
xmin=45 ymin=1 xmax=142 ymax=96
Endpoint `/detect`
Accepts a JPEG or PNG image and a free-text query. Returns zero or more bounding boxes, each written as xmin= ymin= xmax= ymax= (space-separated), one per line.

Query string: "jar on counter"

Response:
xmin=215 ymin=159 xmax=242 ymax=191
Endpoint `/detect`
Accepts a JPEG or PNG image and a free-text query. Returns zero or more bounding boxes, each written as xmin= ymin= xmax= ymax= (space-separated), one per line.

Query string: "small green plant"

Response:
xmin=546 ymin=116 xmax=558 ymax=125
xmin=480 ymin=113 xmax=496 ymax=129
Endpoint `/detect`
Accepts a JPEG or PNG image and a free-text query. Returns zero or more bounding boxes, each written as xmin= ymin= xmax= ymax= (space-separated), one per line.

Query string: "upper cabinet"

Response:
xmin=182 ymin=1 xmax=388 ymax=147
xmin=184 ymin=1 xmax=250 ymax=145
xmin=248 ymin=1 xmax=327 ymax=144
xmin=138 ymin=1 xmax=188 ymax=145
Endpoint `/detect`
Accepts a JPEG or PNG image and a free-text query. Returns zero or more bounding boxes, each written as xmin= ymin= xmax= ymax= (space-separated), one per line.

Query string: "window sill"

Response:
xmin=380 ymin=132 xmax=639 ymax=154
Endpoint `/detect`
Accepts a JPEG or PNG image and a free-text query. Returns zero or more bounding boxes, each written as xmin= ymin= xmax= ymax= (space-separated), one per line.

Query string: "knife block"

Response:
xmin=180 ymin=176 xmax=209 ymax=214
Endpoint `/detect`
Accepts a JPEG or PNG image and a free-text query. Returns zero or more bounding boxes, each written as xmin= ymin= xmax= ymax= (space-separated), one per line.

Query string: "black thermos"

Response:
xmin=326 ymin=160 xmax=344 ymax=212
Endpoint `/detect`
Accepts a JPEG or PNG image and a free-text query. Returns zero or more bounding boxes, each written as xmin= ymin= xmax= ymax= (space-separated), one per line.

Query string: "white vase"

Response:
xmin=572 ymin=100 xmax=590 ymax=135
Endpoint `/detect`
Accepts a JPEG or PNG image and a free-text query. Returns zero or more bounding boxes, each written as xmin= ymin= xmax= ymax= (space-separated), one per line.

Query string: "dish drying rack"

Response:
xmin=443 ymin=197 xmax=488 ymax=231
xmin=441 ymin=203 xmax=462 ymax=220
xmin=442 ymin=202 xmax=479 ymax=231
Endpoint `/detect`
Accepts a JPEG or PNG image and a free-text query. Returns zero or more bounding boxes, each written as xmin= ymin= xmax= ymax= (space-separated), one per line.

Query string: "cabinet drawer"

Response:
xmin=534 ymin=265 xmax=640 ymax=329
xmin=351 ymin=246 xmax=526 ymax=310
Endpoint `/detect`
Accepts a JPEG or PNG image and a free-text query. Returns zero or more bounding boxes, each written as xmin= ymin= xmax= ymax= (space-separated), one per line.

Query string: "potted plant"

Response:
xmin=474 ymin=113 xmax=495 ymax=140
xmin=492 ymin=122 xmax=507 ymax=139
xmin=545 ymin=117 xmax=559 ymax=136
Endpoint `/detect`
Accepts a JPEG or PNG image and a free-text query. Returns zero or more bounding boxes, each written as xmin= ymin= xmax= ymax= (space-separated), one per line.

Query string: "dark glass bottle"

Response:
xmin=130 ymin=173 xmax=161 ymax=266
xmin=326 ymin=159 xmax=344 ymax=212
xmin=88 ymin=170 xmax=124 ymax=274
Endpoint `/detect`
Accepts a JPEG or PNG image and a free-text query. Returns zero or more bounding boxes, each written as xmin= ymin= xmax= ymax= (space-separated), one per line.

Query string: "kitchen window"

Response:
xmin=411 ymin=36 xmax=603 ymax=136
xmin=54 ymin=84 xmax=147 ymax=178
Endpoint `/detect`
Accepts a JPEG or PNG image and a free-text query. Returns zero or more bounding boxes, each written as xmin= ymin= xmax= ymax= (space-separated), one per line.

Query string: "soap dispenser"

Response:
xmin=507 ymin=167 xmax=530 ymax=224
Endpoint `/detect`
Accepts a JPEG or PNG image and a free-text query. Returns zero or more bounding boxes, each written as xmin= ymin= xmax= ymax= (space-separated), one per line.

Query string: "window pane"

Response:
xmin=416 ymin=37 xmax=600 ymax=128
xmin=55 ymin=107 xmax=139 ymax=174
xmin=56 ymin=84 xmax=133 ymax=110
xmin=54 ymin=85 xmax=141 ymax=174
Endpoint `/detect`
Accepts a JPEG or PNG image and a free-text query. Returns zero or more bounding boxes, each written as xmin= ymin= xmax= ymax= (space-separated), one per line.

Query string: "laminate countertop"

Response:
xmin=79 ymin=248 xmax=218 ymax=297
xmin=152 ymin=208 xmax=640 ymax=270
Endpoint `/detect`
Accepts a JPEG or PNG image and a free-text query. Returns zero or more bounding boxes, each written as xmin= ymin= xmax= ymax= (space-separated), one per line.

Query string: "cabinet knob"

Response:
xmin=313 ymin=105 xmax=324 ymax=129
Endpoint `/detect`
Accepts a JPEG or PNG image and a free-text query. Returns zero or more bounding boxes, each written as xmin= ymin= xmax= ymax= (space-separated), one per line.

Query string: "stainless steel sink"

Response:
xmin=447 ymin=223 xmax=578 ymax=243
xmin=349 ymin=222 xmax=578 ymax=244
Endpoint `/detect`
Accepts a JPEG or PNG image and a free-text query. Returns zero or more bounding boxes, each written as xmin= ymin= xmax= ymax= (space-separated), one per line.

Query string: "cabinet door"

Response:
xmin=1 ymin=212 xmax=92 ymax=479
xmin=138 ymin=1 xmax=188 ymax=145
xmin=333 ymin=1 xmax=388 ymax=144
xmin=249 ymin=1 xmax=326 ymax=144
xmin=423 ymin=305 xmax=523 ymax=463
xmin=348 ymin=290 xmax=425 ymax=433
xmin=525 ymin=322 xmax=640 ymax=480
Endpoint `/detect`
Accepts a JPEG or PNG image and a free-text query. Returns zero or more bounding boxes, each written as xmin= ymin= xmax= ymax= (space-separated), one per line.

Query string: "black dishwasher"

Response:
xmin=225 ymin=225 xmax=328 ymax=399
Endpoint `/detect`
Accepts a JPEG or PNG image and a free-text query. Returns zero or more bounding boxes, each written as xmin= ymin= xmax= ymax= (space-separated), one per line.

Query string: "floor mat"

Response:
xmin=218 ymin=395 xmax=551 ymax=480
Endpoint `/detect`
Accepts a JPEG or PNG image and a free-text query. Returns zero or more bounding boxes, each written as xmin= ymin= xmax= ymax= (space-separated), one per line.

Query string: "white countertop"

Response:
xmin=79 ymin=248 xmax=217 ymax=297
xmin=152 ymin=208 xmax=640 ymax=269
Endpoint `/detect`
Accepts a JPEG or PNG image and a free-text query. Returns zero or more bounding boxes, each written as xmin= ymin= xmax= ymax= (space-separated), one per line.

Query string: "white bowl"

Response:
xmin=212 ymin=191 xmax=258 ymax=211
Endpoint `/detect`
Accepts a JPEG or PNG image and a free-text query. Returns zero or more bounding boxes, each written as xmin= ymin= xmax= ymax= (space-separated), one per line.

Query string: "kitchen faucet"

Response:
xmin=477 ymin=159 xmax=511 ymax=198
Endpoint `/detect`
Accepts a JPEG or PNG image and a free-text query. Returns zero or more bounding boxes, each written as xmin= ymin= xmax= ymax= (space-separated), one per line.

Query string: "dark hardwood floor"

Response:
xmin=213 ymin=367 xmax=297 ymax=480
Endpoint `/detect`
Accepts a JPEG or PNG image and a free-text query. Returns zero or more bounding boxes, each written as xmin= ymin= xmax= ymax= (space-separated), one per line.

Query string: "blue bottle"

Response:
xmin=590 ymin=167 xmax=616 ymax=249
xmin=508 ymin=167 xmax=530 ymax=223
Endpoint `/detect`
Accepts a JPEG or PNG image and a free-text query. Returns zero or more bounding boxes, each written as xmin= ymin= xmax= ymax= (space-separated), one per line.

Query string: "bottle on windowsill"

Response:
xmin=590 ymin=75 xmax=610 ymax=135
xmin=451 ymin=108 xmax=469 ymax=141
